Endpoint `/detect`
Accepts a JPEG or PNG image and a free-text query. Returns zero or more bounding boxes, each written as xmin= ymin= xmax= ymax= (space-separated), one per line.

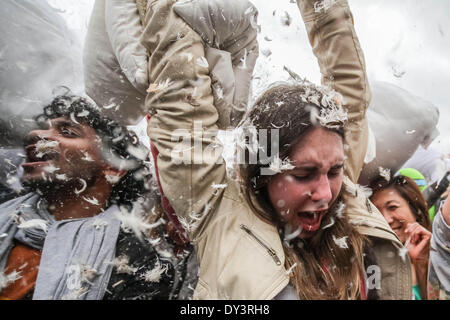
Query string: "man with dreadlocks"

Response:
xmin=0 ymin=94 xmax=182 ymax=300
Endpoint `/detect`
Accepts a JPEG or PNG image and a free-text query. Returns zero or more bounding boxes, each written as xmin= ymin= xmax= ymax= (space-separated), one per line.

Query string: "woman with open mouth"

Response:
xmin=145 ymin=0 xmax=411 ymax=299
xmin=370 ymin=175 xmax=432 ymax=300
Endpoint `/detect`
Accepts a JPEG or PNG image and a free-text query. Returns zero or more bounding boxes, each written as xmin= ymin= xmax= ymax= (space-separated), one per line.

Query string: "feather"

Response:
xmin=211 ymin=183 xmax=228 ymax=190
xmin=35 ymin=140 xmax=59 ymax=158
xmin=178 ymin=216 xmax=194 ymax=234
xmin=215 ymin=86 xmax=224 ymax=100
xmin=344 ymin=180 xmax=373 ymax=198
xmin=322 ymin=216 xmax=335 ymax=230
xmin=280 ymin=11 xmax=292 ymax=26
xmin=115 ymin=204 xmax=163 ymax=239
xmin=378 ymin=167 xmax=391 ymax=182
xmin=77 ymin=110 xmax=90 ymax=117
xmin=102 ymin=103 xmax=117 ymax=110
xmin=43 ymin=164 xmax=59 ymax=174
xmin=335 ymin=201 xmax=346 ymax=219
xmin=314 ymin=0 xmax=337 ymax=13
xmin=79 ymin=264 xmax=98 ymax=284
xmin=91 ymin=218 xmax=108 ymax=230
xmin=81 ymin=151 xmax=94 ymax=162
xmin=146 ymin=237 xmax=161 ymax=246
xmin=399 ymin=236 xmax=411 ymax=262
xmin=109 ymin=255 xmax=138 ymax=275
xmin=75 ymin=178 xmax=87 ymax=195
xmin=141 ymin=261 xmax=168 ymax=283
xmin=244 ymin=6 xmax=255 ymax=15
xmin=316 ymin=101 xmax=348 ymax=129
xmin=332 ymin=235 xmax=349 ymax=249
xmin=61 ymin=287 xmax=89 ymax=300
xmin=284 ymin=225 xmax=302 ymax=242
xmin=70 ymin=112 xmax=80 ymax=125
xmin=285 ymin=262 xmax=297 ymax=275
xmin=0 ymin=270 xmax=22 ymax=291
xmin=196 ymin=57 xmax=209 ymax=69
xmin=147 ymin=79 xmax=173 ymax=93
xmin=105 ymin=174 xmax=120 ymax=184
xmin=18 ymin=219 xmax=48 ymax=233
xmin=238 ymin=49 xmax=248 ymax=70
xmin=82 ymin=196 xmax=100 ymax=206
xmin=157 ymin=249 xmax=173 ymax=259
xmin=4 ymin=158 xmax=17 ymax=169
xmin=55 ymin=174 xmax=68 ymax=181
xmin=269 ymin=155 xmax=295 ymax=174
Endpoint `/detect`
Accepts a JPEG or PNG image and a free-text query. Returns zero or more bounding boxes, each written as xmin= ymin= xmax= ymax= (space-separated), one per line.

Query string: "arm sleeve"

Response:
xmin=428 ymin=203 xmax=450 ymax=294
xmin=142 ymin=0 xmax=227 ymax=241
xmin=297 ymin=0 xmax=371 ymax=183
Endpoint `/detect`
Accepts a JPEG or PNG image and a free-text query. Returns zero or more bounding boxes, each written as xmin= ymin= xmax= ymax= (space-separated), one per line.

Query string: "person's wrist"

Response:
xmin=413 ymin=260 xmax=428 ymax=274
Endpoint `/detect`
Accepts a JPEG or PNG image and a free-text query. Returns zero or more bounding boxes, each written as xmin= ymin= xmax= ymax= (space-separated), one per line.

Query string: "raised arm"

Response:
xmin=297 ymin=0 xmax=371 ymax=183
xmin=143 ymin=0 xmax=226 ymax=241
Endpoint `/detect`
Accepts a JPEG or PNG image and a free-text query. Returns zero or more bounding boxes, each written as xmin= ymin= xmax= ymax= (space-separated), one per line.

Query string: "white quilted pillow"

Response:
xmin=359 ymin=81 xmax=440 ymax=185
xmin=105 ymin=0 xmax=148 ymax=92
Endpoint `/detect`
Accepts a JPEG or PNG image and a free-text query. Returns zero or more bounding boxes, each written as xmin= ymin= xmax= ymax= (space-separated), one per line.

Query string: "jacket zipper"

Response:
xmin=240 ymin=224 xmax=282 ymax=266
xmin=365 ymin=199 xmax=373 ymax=213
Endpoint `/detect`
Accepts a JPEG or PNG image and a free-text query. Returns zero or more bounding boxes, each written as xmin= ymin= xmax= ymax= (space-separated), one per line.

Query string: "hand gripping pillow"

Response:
xmin=84 ymin=0 xmax=258 ymax=129
xmin=174 ymin=0 xmax=260 ymax=128
xmin=359 ymin=81 xmax=440 ymax=185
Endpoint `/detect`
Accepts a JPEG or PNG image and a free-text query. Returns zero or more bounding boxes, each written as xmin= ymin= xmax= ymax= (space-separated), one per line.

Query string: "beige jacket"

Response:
xmin=138 ymin=0 xmax=259 ymax=129
xmin=144 ymin=0 xmax=411 ymax=299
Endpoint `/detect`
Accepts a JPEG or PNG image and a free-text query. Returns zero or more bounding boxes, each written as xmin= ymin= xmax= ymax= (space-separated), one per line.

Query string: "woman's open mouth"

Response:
xmin=296 ymin=210 xmax=326 ymax=232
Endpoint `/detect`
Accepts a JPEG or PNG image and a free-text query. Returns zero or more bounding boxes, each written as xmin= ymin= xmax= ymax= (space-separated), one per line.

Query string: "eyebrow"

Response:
xmin=52 ymin=119 xmax=83 ymax=130
xmin=385 ymin=200 xmax=399 ymax=206
xmin=293 ymin=162 xmax=344 ymax=171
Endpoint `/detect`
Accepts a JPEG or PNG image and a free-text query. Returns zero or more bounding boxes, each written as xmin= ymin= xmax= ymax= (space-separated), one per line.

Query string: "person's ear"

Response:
xmin=102 ymin=165 xmax=127 ymax=184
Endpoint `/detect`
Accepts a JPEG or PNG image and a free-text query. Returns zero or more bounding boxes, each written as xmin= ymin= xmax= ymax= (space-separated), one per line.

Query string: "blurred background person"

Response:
xmin=0 ymin=94 xmax=182 ymax=300
xmin=370 ymin=175 xmax=432 ymax=300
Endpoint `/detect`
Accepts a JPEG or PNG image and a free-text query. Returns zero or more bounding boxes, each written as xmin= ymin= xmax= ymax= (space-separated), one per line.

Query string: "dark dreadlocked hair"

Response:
xmin=34 ymin=93 xmax=149 ymax=207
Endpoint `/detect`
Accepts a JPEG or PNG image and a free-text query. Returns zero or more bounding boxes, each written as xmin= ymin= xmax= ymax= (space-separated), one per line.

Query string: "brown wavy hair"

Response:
xmin=238 ymin=83 xmax=366 ymax=299
xmin=369 ymin=175 xmax=431 ymax=231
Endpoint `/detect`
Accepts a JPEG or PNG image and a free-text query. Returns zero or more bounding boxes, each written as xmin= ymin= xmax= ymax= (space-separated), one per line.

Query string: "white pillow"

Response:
xmin=402 ymin=146 xmax=448 ymax=185
xmin=105 ymin=0 xmax=148 ymax=92
xmin=359 ymin=81 xmax=440 ymax=185
xmin=83 ymin=0 xmax=147 ymax=125
xmin=174 ymin=0 xmax=259 ymax=127
xmin=0 ymin=0 xmax=83 ymax=146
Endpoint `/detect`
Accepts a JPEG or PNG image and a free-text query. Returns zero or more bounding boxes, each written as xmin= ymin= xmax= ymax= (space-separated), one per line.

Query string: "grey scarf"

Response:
xmin=0 ymin=193 xmax=121 ymax=299
xmin=429 ymin=205 xmax=450 ymax=291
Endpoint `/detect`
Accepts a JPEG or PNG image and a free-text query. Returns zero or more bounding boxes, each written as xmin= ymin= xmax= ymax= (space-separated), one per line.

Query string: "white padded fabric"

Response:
xmin=359 ymin=81 xmax=440 ymax=185
xmin=174 ymin=0 xmax=260 ymax=127
xmin=0 ymin=0 xmax=83 ymax=146
xmin=83 ymin=0 xmax=147 ymax=125
xmin=105 ymin=0 xmax=148 ymax=92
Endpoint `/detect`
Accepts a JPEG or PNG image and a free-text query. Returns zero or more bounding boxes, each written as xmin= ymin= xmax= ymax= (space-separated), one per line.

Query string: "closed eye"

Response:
xmin=328 ymin=164 xmax=343 ymax=177
xmin=293 ymin=174 xmax=312 ymax=181
xmin=60 ymin=126 xmax=80 ymax=137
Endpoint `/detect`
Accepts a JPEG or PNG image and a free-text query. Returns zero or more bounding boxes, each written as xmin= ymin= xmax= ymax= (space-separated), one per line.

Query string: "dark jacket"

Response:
xmin=18 ymin=230 xmax=187 ymax=300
